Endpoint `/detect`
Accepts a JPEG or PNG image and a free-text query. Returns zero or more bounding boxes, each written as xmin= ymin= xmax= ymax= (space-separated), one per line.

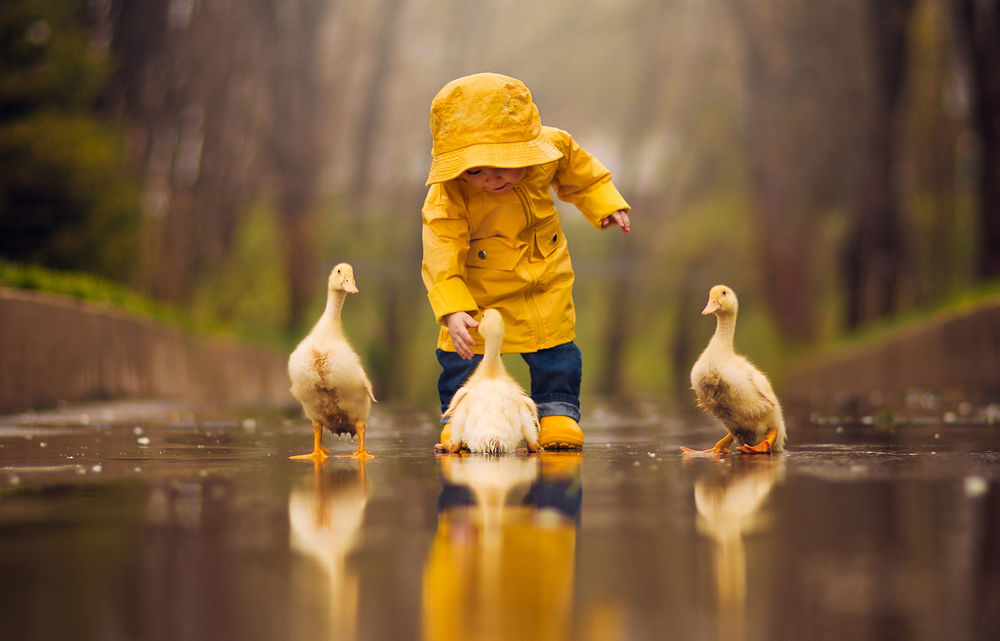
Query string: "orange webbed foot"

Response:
xmin=737 ymin=440 xmax=772 ymax=454
xmin=290 ymin=449 xmax=329 ymax=463
xmin=680 ymin=446 xmax=726 ymax=456
xmin=338 ymin=421 xmax=372 ymax=460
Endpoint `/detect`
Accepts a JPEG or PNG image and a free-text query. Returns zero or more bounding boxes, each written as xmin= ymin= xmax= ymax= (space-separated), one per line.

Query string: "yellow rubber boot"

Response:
xmin=539 ymin=415 xmax=583 ymax=450
xmin=433 ymin=424 xmax=451 ymax=452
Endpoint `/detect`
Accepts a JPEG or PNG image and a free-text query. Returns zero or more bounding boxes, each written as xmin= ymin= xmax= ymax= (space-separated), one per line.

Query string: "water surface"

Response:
xmin=1 ymin=399 xmax=998 ymax=641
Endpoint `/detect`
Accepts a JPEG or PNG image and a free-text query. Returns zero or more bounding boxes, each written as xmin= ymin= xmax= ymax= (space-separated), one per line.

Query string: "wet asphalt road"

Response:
xmin=0 ymin=398 xmax=998 ymax=641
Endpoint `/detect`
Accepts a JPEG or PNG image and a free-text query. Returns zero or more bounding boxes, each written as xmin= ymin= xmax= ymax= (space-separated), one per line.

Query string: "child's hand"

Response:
xmin=444 ymin=312 xmax=479 ymax=359
xmin=600 ymin=209 xmax=631 ymax=234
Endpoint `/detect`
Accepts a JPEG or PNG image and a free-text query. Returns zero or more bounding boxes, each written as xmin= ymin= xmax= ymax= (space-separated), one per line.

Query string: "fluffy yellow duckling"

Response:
xmin=684 ymin=285 xmax=787 ymax=455
xmin=288 ymin=263 xmax=375 ymax=461
xmin=442 ymin=309 xmax=540 ymax=454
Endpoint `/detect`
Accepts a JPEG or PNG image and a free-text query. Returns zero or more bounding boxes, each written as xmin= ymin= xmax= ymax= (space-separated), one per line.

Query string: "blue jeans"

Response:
xmin=436 ymin=341 xmax=582 ymax=423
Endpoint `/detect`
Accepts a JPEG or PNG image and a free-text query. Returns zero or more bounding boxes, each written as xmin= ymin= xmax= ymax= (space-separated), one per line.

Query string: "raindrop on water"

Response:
xmin=964 ymin=476 xmax=988 ymax=498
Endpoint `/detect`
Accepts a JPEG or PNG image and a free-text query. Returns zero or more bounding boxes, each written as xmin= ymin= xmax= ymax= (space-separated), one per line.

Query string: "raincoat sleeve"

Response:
xmin=548 ymin=127 xmax=631 ymax=229
xmin=421 ymin=181 xmax=479 ymax=324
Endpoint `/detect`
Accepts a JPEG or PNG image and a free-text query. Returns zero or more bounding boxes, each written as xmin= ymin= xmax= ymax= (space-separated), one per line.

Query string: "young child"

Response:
xmin=421 ymin=72 xmax=631 ymax=451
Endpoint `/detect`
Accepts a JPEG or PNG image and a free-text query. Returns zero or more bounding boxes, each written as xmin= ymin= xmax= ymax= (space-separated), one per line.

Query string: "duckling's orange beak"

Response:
xmin=702 ymin=297 xmax=721 ymax=315
xmin=339 ymin=272 xmax=358 ymax=294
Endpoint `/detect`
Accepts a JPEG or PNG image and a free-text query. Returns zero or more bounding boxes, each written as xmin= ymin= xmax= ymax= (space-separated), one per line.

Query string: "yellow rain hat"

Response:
xmin=426 ymin=73 xmax=563 ymax=185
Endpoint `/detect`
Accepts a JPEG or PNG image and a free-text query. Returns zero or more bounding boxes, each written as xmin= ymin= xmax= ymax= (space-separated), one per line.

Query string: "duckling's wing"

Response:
xmin=443 ymin=386 xmax=470 ymax=419
xmin=518 ymin=394 xmax=540 ymax=444
xmin=747 ymin=366 xmax=778 ymax=407
xmin=362 ymin=370 xmax=376 ymax=402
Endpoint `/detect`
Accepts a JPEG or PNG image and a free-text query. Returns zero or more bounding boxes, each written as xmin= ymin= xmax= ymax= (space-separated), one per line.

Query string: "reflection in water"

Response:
xmin=288 ymin=459 xmax=369 ymax=641
xmin=423 ymin=453 xmax=582 ymax=641
xmin=691 ymin=456 xmax=784 ymax=641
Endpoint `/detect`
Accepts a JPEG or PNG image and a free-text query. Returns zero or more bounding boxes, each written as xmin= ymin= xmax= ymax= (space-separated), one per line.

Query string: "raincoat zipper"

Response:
xmin=513 ymin=185 xmax=546 ymax=344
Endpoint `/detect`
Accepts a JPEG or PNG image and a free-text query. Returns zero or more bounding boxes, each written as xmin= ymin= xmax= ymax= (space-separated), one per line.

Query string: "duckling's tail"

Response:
xmin=481 ymin=436 xmax=506 ymax=454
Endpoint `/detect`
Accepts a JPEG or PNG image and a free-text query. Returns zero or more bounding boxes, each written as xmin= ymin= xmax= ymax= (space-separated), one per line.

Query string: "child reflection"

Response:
xmin=691 ymin=456 xmax=783 ymax=641
xmin=288 ymin=460 xmax=369 ymax=641
xmin=423 ymin=453 xmax=582 ymax=641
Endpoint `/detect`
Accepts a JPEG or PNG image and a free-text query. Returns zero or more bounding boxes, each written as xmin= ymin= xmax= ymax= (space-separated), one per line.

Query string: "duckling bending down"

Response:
xmin=289 ymin=263 xmax=376 ymax=462
xmin=684 ymin=285 xmax=787 ymax=455
xmin=441 ymin=309 xmax=540 ymax=454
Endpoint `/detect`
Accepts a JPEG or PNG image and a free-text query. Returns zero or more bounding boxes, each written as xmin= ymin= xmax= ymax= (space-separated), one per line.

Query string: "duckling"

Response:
xmin=288 ymin=263 xmax=375 ymax=462
xmin=442 ymin=309 xmax=540 ymax=454
xmin=683 ymin=285 xmax=786 ymax=455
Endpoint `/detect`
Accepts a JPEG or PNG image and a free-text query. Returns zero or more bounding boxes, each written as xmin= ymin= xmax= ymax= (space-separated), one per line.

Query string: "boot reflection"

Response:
xmin=288 ymin=458 xmax=369 ymax=641
xmin=423 ymin=452 xmax=582 ymax=641
xmin=692 ymin=456 xmax=783 ymax=641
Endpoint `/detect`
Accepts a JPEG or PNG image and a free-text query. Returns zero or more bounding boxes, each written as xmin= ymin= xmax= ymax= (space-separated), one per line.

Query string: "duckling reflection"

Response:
xmin=423 ymin=452 xmax=582 ymax=641
xmin=691 ymin=456 xmax=783 ymax=641
xmin=288 ymin=459 xmax=369 ymax=640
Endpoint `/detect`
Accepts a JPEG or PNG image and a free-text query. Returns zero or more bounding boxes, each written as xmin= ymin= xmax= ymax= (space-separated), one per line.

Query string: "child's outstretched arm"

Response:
xmin=444 ymin=311 xmax=479 ymax=360
xmin=600 ymin=209 xmax=631 ymax=234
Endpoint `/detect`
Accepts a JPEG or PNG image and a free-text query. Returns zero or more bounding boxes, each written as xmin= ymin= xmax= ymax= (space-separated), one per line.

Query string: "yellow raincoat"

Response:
xmin=421 ymin=126 xmax=630 ymax=353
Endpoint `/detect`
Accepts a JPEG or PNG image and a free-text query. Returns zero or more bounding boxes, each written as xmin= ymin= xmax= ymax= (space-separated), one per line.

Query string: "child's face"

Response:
xmin=460 ymin=167 xmax=526 ymax=195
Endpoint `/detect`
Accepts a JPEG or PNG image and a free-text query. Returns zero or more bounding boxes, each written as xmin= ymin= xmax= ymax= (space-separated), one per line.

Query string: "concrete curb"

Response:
xmin=0 ymin=288 xmax=290 ymax=413
xmin=786 ymin=296 xmax=1000 ymax=404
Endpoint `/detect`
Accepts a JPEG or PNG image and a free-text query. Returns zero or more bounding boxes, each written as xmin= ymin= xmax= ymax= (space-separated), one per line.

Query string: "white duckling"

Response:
xmin=442 ymin=309 xmax=540 ymax=454
xmin=288 ymin=263 xmax=375 ymax=461
xmin=684 ymin=285 xmax=787 ymax=455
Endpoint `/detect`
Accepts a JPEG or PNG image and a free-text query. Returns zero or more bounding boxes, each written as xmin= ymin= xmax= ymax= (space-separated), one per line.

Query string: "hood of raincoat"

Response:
xmin=426 ymin=73 xmax=563 ymax=185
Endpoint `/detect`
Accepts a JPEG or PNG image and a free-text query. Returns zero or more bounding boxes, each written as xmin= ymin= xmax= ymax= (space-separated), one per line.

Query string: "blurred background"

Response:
xmin=2 ymin=0 xmax=998 ymax=409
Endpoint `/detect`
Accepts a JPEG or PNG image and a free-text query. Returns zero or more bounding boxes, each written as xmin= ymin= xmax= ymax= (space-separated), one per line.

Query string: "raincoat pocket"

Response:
xmin=466 ymin=236 xmax=526 ymax=271
xmin=534 ymin=216 xmax=564 ymax=258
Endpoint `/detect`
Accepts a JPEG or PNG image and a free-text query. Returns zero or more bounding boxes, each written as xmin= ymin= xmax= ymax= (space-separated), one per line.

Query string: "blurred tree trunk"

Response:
xmin=102 ymin=0 xmax=332 ymax=322
xmin=348 ymin=0 xmax=402 ymax=212
xmin=950 ymin=0 xmax=1000 ymax=280
xmin=268 ymin=0 xmax=331 ymax=331
xmin=104 ymin=1 xmax=265 ymax=301
xmin=724 ymin=0 xmax=851 ymax=342
xmin=596 ymin=0 xmax=671 ymax=395
xmin=902 ymin=2 xmax=963 ymax=307
xmin=842 ymin=0 xmax=915 ymax=329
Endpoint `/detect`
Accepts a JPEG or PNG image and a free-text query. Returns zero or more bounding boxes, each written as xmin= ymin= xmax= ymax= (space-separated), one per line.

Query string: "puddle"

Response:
xmin=0 ymin=399 xmax=998 ymax=641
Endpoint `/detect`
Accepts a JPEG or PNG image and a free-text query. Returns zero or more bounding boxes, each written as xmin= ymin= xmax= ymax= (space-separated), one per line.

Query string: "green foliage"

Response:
xmin=0 ymin=0 xmax=141 ymax=281
xmin=0 ymin=0 xmax=106 ymax=117
xmin=191 ymin=202 xmax=292 ymax=347
xmin=0 ymin=113 xmax=140 ymax=276
xmin=826 ymin=281 xmax=1000 ymax=354
xmin=0 ymin=259 xmax=205 ymax=331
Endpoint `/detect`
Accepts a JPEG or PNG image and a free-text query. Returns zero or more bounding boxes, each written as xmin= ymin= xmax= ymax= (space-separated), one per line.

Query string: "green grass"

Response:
xmin=807 ymin=280 xmax=1000 ymax=358
xmin=0 ymin=259 xmax=235 ymax=340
